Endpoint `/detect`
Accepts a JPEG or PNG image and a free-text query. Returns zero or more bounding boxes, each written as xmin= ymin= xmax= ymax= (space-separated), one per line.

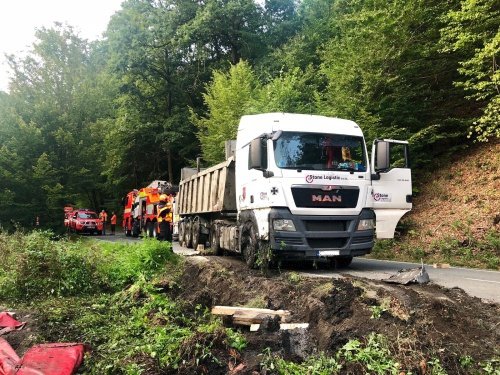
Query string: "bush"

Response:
xmin=0 ymin=231 xmax=179 ymax=301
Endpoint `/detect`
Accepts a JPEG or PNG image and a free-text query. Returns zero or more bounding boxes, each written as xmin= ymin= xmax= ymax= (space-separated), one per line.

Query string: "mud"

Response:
xmin=2 ymin=256 xmax=499 ymax=374
xmin=175 ymin=256 xmax=500 ymax=374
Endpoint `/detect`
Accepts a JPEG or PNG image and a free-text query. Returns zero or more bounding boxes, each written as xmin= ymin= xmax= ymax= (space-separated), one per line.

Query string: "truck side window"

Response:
xmin=389 ymin=143 xmax=409 ymax=168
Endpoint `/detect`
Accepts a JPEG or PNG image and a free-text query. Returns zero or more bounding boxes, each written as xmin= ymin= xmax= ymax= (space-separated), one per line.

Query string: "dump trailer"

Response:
xmin=177 ymin=157 xmax=237 ymax=251
xmin=177 ymin=113 xmax=412 ymax=268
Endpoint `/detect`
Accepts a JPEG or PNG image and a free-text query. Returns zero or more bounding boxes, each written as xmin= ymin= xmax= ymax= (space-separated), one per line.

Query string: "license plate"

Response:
xmin=319 ymin=250 xmax=340 ymax=256
xmin=87 ymin=225 xmax=95 ymax=229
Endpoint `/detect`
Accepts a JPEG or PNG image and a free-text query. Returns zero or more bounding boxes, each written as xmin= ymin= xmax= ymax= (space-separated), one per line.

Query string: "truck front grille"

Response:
xmin=307 ymin=238 xmax=346 ymax=249
xmin=274 ymin=236 xmax=304 ymax=246
xmin=291 ymin=187 xmax=359 ymax=208
xmin=304 ymin=220 xmax=346 ymax=231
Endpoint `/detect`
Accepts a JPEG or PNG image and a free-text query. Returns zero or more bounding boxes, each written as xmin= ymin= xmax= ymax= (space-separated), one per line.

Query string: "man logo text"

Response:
xmin=312 ymin=195 xmax=342 ymax=203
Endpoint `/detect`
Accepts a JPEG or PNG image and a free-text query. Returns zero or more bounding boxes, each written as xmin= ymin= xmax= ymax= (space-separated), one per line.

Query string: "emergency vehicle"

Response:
xmin=122 ymin=180 xmax=177 ymax=237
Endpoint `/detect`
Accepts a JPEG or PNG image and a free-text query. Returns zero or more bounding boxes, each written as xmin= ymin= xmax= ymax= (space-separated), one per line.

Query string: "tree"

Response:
xmin=192 ymin=61 xmax=260 ymax=164
xmin=317 ymin=0 xmax=471 ymax=165
xmin=1 ymin=24 xmax=113 ymax=228
xmin=440 ymin=0 xmax=500 ymax=141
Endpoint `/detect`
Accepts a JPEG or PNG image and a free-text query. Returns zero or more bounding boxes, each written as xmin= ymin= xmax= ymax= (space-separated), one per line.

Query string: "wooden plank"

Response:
xmin=280 ymin=323 xmax=309 ymax=330
xmin=212 ymin=306 xmax=291 ymax=318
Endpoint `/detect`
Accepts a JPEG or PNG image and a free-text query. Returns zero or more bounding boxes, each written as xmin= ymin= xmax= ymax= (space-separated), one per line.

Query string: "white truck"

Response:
xmin=177 ymin=113 xmax=412 ymax=267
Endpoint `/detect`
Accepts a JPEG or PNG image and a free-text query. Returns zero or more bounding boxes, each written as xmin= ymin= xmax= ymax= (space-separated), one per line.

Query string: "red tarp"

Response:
xmin=0 ymin=313 xmax=25 ymax=329
xmin=0 ymin=313 xmax=25 ymax=336
xmin=0 ymin=338 xmax=85 ymax=375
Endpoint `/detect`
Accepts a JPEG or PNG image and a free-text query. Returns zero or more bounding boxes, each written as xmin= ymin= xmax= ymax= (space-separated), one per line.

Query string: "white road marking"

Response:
xmin=465 ymin=278 xmax=500 ymax=284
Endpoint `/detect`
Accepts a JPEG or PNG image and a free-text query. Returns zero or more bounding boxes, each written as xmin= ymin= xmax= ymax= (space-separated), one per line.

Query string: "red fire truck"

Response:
xmin=122 ymin=180 xmax=177 ymax=237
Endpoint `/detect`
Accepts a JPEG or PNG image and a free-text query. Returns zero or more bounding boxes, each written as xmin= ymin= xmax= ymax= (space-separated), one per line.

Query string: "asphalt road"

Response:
xmin=95 ymin=234 xmax=500 ymax=304
xmin=304 ymin=258 xmax=500 ymax=304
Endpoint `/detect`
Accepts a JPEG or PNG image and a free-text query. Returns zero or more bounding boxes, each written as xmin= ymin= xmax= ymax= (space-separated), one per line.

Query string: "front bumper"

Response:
xmin=269 ymin=207 xmax=374 ymax=260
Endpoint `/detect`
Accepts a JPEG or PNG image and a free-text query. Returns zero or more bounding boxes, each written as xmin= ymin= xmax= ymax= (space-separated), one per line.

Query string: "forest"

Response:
xmin=0 ymin=0 xmax=498 ymax=229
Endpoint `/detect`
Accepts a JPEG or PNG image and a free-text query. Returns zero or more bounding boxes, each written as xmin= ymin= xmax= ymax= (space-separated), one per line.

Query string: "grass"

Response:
xmin=0 ymin=230 xmax=245 ymax=373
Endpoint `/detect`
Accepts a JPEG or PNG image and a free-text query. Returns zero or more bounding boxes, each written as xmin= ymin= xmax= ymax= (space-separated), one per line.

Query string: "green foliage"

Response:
xmin=427 ymin=357 xmax=448 ymax=375
xmin=0 ymin=231 xmax=178 ymax=301
xmin=340 ymin=333 xmax=400 ymax=374
xmin=440 ymin=0 xmax=500 ymax=142
xmin=262 ymin=333 xmax=400 ymax=374
xmin=191 ymin=61 xmax=260 ymax=164
xmin=225 ymin=328 xmax=247 ymax=351
xmin=261 ymin=350 xmax=342 ymax=374
xmin=30 ymin=280 xmax=239 ymax=374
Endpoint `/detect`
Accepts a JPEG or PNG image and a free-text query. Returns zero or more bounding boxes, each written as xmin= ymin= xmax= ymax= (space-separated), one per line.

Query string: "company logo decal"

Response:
xmin=312 ymin=194 xmax=342 ymax=203
xmin=305 ymin=174 xmax=347 ymax=183
xmin=373 ymin=192 xmax=392 ymax=202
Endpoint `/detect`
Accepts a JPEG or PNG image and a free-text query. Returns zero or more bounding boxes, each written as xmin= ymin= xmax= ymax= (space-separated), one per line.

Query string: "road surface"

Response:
xmin=95 ymin=234 xmax=500 ymax=304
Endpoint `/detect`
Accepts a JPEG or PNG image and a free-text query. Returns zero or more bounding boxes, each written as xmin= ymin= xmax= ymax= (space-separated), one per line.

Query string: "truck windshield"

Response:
xmin=273 ymin=132 xmax=367 ymax=171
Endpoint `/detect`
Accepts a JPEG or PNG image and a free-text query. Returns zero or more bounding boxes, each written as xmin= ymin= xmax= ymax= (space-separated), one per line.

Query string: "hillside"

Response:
xmin=375 ymin=140 xmax=500 ymax=269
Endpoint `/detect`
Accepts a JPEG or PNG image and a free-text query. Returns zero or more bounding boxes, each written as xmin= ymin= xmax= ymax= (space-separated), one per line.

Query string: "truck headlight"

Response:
xmin=273 ymin=219 xmax=296 ymax=232
xmin=357 ymin=219 xmax=374 ymax=231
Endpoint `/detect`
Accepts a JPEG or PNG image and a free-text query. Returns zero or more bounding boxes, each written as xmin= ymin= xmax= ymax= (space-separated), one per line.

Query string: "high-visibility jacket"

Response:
xmin=110 ymin=215 xmax=117 ymax=225
xmin=157 ymin=202 xmax=172 ymax=223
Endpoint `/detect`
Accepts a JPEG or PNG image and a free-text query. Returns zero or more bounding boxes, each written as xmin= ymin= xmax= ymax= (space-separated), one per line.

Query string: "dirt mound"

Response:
xmin=174 ymin=256 xmax=500 ymax=374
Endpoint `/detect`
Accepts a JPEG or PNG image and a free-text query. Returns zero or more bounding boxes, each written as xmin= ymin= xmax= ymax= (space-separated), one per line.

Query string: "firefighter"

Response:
xmin=157 ymin=194 xmax=173 ymax=242
xmin=99 ymin=210 xmax=108 ymax=235
xmin=110 ymin=211 xmax=117 ymax=235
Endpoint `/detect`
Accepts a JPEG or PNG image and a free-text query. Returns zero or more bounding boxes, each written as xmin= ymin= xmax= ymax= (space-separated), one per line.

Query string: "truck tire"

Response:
xmin=132 ymin=221 xmax=140 ymax=237
xmin=148 ymin=221 xmax=157 ymax=238
xmin=241 ymin=222 xmax=258 ymax=269
xmin=192 ymin=219 xmax=200 ymax=250
xmin=210 ymin=223 xmax=222 ymax=255
xmin=185 ymin=220 xmax=193 ymax=248
xmin=178 ymin=221 xmax=185 ymax=247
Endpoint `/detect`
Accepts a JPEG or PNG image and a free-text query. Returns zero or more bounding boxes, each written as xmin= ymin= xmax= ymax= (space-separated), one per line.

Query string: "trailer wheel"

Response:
xmin=192 ymin=219 xmax=201 ymax=250
xmin=241 ymin=222 xmax=258 ymax=269
xmin=178 ymin=221 xmax=185 ymax=247
xmin=210 ymin=223 xmax=222 ymax=255
xmin=185 ymin=220 xmax=193 ymax=248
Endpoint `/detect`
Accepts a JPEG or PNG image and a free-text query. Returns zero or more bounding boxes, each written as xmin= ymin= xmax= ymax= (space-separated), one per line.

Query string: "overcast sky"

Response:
xmin=0 ymin=0 xmax=124 ymax=92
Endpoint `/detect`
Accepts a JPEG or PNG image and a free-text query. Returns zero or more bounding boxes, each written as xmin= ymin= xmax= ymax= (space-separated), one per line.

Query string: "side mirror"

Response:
xmin=374 ymin=140 xmax=390 ymax=171
xmin=248 ymin=137 xmax=268 ymax=170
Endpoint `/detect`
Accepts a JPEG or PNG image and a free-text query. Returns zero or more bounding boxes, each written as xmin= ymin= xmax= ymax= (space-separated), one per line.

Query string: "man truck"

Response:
xmin=177 ymin=113 xmax=412 ymax=267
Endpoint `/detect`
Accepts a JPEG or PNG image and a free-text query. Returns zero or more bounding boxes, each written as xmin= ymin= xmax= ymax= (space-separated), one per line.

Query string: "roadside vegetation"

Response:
xmin=1 ymin=231 xmax=498 ymax=374
xmin=371 ymin=140 xmax=500 ymax=270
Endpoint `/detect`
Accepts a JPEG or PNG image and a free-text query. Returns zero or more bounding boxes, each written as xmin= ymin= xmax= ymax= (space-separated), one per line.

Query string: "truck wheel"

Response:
xmin=192 ymin=219 xmax=201 ymax=250
xmin=148 ymin=221 xmax=157 ymax=238
xmin=185 ymin=220 xmax=193 ymax=248
xmin=178 ymin=221 xmax=185 ymax=247
xmin=132 ymin=220 xmax=140 ymax=238
xmin=210 ymin=223 xmax=222 ymax=255
xmin=241 ymin=222 xmax=258 ymax=269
